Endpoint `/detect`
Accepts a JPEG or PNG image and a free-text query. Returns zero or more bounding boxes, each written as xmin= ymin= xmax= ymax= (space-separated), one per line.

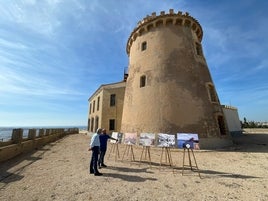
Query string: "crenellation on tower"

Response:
xmin=127 ymin=9 xmax=203 ymax=55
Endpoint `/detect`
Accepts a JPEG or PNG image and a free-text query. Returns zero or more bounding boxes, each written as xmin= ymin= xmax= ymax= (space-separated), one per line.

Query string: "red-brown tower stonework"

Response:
xmin=121 ymin=9 xmax=231 ymax=148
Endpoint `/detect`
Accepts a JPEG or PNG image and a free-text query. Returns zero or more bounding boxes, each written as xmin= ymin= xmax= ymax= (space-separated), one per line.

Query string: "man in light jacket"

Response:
xmin=89 ymin=128 xmax=102 ymax=176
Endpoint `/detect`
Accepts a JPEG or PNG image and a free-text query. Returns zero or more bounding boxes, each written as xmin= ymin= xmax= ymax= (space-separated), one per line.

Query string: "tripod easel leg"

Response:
xmin=139 ymin=146 xmax=151 ymax=167
xmin=139 ymin=146 xmax=145 ymax=165
xmin=122 ymin=144 xmax=128 ymax=161
xmin=191 ymin=149 xmax=201 ymax=178
xmin=188 ymin=148 xmax=192 ymax=170
xmin=160 ymin=147 xmax=173 ymax=168
xmin=182 ymin=148 xmax=201 ymax=178
xmin=108 ymin=143 xmax=115 ymax=159
xmin=167 ymin=147 xmax=173 ymax=166
xmin=147 ymin=146 xmax=152 ymax=167
xmin=108 ymin=143 xmax=120 ymax=161
xmin=130 ymin=145 xmax=135 ymax=161
xmin=116 ymin=143 xmax=120 ymax=160
xmin=122 ymin=145 xmax=135 ymax=162
xmin=108 ymin=144 xmax=112 ymax=159
xmin=182 ymin=148 xmax=186 ymax=175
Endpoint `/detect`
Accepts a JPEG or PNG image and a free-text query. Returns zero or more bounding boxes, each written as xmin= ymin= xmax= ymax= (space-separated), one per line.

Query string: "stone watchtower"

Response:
xmin=121 ymin=9 xmax=231 ymax=147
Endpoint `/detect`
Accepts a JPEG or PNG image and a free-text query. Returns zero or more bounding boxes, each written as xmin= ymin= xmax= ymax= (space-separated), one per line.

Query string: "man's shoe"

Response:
xmin=94 ymin=172 xmax=103 ymax=176
xmin=101 ymin=164 xmax=107 ymax=167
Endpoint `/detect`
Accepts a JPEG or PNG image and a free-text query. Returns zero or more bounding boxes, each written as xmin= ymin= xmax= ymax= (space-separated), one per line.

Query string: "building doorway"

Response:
xmin=217 ymin=115 xmax=226 ymax=135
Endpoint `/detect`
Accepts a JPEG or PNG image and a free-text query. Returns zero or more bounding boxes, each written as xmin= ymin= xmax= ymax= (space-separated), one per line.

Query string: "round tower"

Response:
xmin=121 ymin=9 xmax=231 ymax=147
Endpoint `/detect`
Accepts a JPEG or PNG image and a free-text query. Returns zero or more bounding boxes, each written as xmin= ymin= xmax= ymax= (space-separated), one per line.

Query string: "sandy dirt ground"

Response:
xmin=0 ymin=129 xmax=267 ymax=201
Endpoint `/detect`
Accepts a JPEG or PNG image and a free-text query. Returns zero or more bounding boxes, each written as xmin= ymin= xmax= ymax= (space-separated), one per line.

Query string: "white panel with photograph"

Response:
xmin=110 ymin=132 xmax=123 ymax=143
xmin=139 ymin=133 xmax=155 ymax=146
xmin=123 ymin=132 xmax=137 ymax=145
xmin=177 ymin=133 xmax=200 ymax=149
xmin=157 ymin=133 xmax=175 ymax=147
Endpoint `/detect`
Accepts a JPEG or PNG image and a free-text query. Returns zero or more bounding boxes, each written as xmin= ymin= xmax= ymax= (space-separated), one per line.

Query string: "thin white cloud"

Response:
xmin=255 ymin=59 xmax=268 ymax=71
xmin=0 ymin=38 xmax=28 ymax=50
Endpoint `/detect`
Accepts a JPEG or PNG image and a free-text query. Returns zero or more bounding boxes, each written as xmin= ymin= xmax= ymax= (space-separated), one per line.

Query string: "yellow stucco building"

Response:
xmin=88 ymin=81 xmax=126 ymax=133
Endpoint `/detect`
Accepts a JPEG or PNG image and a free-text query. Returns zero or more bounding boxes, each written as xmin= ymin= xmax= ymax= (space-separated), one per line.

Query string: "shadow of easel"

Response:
xmin=122 ymin=144 xmax=135 ymax=162
xmin=139 ymin=146 xmax=152 ymax=167
xmin=108 ymin=143 xmax=120 ymax=161
xmin=160 ymin=147 xmax=173 ymax=169
xmin=182 ymin=148 xmax=201 ymax=178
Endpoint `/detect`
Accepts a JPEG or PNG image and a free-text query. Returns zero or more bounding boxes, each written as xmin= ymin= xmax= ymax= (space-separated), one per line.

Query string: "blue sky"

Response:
xmin=0 ymin=0 xmax=267 ymax=127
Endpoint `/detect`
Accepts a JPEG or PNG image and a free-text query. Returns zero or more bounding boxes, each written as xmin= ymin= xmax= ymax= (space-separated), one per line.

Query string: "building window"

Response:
xmin=91 ymin=118 xmax=94 ymax=132
xmin=207 ymin=84 xmax=218 ymax=103
xmin=93 ymin=100 xmax=95 ymax=113
xmin=109 ymin=119 xmax=115 ymax=130
xmin=97 ymin=96 xmax=100 ymax=111
xmin=110 ymin=94 xmax=116 ymax=106
xmin=141 ymin=41 xmax=147 ymax=51
xmin=95 ymin=116 xmax=99 ymax=131
xmin=140 ymin=75 xmax=146 ymax=88
xmin=89 ymin=103 xmax=92 ymax=114
xmin=88 ymin=119 xmax=90 ymax=131
xmin=195 ymin=42 xmax=203 ymax=56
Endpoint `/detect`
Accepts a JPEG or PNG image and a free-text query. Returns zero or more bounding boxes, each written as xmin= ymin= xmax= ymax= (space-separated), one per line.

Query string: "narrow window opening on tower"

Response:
xmin=141 ymin=41 xmax=147 ymax=51
xmin=109 ymin=119 xmax=115 ymax=130
xmin=110 ymin=94 xmax=116 ymax=106
xmin=140 ymin=75 xmax=146 ymax=87
xmin=207 ymin=84 xmax=218 ymax=103
xmin=195 ymin=42 xmax=203 ymax=56
xmin=89 ymin=103 xmax=92 ymax=114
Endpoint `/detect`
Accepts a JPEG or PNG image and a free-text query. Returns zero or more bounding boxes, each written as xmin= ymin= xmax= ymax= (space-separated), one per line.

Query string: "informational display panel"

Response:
xmin=139 ymin=133 xmax=155 ymax=146
xmin=123 ymin=132 xmax=137 ymax=145
xmin=157 ymin=133 xmax=175 ymax=147
xmin=177 ymin=133 xmax=200 ymax=149
xmin=110 ymin=132 xmax=123 ymax=143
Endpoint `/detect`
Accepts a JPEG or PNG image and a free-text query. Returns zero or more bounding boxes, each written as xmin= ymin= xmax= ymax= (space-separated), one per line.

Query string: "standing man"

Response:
xmin=98 ymin=128 xmax=118 ymax=168
xmin=89 ymin=128 xmax=102 ymax=176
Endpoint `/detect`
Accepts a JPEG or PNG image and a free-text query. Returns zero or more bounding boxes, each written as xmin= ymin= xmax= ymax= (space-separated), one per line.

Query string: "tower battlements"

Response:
xmin=126 ymin=9 xmax=203 ymax=55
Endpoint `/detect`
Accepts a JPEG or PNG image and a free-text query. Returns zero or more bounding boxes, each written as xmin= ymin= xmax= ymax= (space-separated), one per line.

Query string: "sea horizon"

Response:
xmin=0 ymin=125 xmax=87 ymax=141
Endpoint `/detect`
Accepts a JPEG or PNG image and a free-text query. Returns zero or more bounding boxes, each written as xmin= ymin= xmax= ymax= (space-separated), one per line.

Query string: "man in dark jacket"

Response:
xmin=98 ymin=129 xmax=117 ymax=168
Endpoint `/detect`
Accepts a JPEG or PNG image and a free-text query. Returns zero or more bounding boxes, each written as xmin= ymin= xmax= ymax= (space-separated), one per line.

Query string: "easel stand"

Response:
xmin=122 ymin=144 xmax=135 ymax=162
xmin=182 ymin=148 xmax=201 ymax=178
xmin=160 ymin=147 xmax=173 ymax=167
xmin=108 ymin=143 xmax=120 ymax=161
xmin=139 ymin=146 xmax=152 ymax=167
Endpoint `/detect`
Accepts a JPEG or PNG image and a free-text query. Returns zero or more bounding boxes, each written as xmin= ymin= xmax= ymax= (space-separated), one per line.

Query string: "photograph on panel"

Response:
xmin=123 ymin=132 xmax=137 ymax=145
xmin=177 ymin=133 xmax=200 ymax=149
xmin=110 ymin=132 xmax=123 ymax=143
xmin=139 ymin=133 xmax=156 ymax=146
xmin=157 ymin=133 xmax=175 ymax=147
